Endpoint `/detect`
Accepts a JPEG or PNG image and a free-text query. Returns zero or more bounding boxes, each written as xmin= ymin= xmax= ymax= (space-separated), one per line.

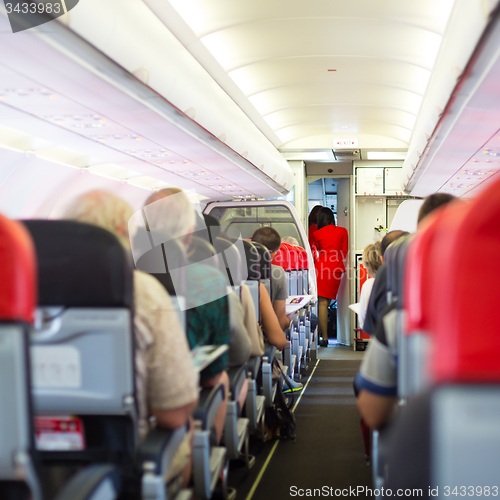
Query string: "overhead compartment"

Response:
xmin=63 ymin=0 xmax=293 ymax=192
xmin=402 ymin=0 xmax=500 ymax=194
xmin=0 ymin=5 xmax=293 ymax=219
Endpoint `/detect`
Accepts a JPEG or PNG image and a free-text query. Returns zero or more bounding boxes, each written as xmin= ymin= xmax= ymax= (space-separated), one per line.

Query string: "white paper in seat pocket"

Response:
xmin=31 ymin=346 xmax=82 ymax=388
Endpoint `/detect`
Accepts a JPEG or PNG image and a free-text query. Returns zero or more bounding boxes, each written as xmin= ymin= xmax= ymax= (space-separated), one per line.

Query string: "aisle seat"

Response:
xmin=24 ymin=220 xmax=187 ymax=500
xmin=386 ymin=180 xmax=500 ymax=492
xmin=0 ymin=215 xmax=42 ymax=500
xmin=0 ymin=216 xmax=123 ymax=500
xmin=401 ymin=205 xmax=466 ymax=398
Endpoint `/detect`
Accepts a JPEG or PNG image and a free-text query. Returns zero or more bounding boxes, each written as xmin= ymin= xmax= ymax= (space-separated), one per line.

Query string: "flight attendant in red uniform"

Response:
xmin=312 ymin=207 xmax=348 ymax=346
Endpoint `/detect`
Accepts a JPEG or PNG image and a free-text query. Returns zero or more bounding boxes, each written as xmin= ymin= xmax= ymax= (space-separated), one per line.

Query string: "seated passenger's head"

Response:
xmin=62 ymin=190 xmax=133 ymax=246
xmin=281 ymin=236 xmax=299 ymax=246
xmin=142 ymin=187 xmax=196 ymax=248
xmin=381 ymin=230 xmax=409 ymax=260
xmin=251 ymin=226 xmax=281 ymax=259
xmin=362 ymin=242 xmax=383 ymax=278
xmin=417 ymin=193 xmax=456 ymax=225
xmin=317 ymin=207 xmax=336 ymax=229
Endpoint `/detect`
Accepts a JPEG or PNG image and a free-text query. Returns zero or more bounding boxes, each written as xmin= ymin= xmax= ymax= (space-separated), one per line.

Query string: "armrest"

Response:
xmin=54 ymin=465 xmax=121 ymax=500
xmin=193 ymin=383 xmax=225 ymax=431
xmin=227 ymin=364 xmax=248 ymax=402
xmin=264 ymin=344 xmax=277 ymax=361
xmin=137 ymin=425 xmax=188 ymax=475
xmin=247 ymin=356 xmax=261 ymax=379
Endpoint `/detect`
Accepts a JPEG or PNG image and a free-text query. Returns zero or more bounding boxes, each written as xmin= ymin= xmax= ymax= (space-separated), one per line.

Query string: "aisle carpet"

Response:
xmin=230 ymin=360 xmax=373 ymax=500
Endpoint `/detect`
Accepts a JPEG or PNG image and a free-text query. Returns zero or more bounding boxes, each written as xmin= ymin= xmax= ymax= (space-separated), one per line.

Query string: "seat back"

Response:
xmin=401 ymin=209 xmax=451 ymax=397
xmin=213 ymin=236 xmax=245 ymax=289
xmin=24 ymin=220 xmax=136 ymax=460
xmin=0 ymin=215 xmax=40 ymax=499
xmin=281 ymin=243 xmax=299 ymax=295
xmin=297 ymin=247 xmax=309 ymax=294
xmin=242 ymin=241 xmax=260 ymax=317
xmin=272 ymin=243 xmax=291 ymax=295
xmin=251 ymin=241 xmax=272 ymax=298
xmin=391 ymin=181 xmax=500 ymax=492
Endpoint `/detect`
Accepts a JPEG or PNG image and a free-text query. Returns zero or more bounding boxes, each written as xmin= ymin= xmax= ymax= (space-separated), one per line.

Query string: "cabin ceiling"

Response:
xmin=150 ymin=0 xmax=456 ymax=151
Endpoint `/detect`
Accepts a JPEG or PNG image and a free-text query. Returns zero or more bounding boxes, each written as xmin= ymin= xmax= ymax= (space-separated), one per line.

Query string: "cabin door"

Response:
xmin=336 ymin=178 xmax=352 ymax=345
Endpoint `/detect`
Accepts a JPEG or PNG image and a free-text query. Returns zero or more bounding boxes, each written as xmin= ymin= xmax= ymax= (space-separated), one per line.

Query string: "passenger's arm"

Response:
xmin=357 ymin=390 xmax=396 ymax=430
xmin=152 ymin=400 xmax=198 ymax=430
xmin=259 ymin=284 xmax=287 ymax=350
xmin=273 ymin=299 xmax=291 ymax=331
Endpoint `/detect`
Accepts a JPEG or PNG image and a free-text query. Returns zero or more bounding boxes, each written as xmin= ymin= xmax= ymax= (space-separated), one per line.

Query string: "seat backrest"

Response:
xmin=0 ymin=215 xmax=40 ymax=498
xmin=213 ymin=236 xmax=245 ymax=288
xmin=251 ymin=241 xmax=272 ymax=298
xmin=430 ymin=183 xmax=500 ymax=384
xmin=403 ymin=208 xmax=449 ymax=335
xmin=242 ymin=241 xmax=261 ymax=317
xmin=410 ymin=181 xmax=500 ymax=491
xmin=135 ymin=233 xmax=187 ymax=298
xmin=24 ymin=221 xmax=136 ymax=448
xmin=243 ymin=240 xmax=260 ymax=280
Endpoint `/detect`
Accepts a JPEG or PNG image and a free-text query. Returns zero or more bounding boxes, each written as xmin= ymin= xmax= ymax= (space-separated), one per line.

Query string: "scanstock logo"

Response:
xmin=129 ymin=192 xmax=248 ymax=311
xmin=4 ymin=0 xmax=80 ymax=33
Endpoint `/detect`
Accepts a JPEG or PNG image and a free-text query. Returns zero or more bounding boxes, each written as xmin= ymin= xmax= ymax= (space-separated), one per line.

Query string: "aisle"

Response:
xmin=230 ymin=358 xmax=372 ymax=500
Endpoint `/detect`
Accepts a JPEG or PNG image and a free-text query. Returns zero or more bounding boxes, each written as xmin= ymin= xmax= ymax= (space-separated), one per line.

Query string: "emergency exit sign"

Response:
xmin=334 ymin=139 xmax=358 ymax=148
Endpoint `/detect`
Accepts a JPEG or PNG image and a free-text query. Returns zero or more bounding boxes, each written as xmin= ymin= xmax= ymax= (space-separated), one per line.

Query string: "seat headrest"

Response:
xmin=429 ymin=181 xmax=500 ymax=383
xmin=404 ymin=209 xmax=449 ymax=334
xmin=0 ymin=215 xmax=36 ymax=323
xmin=283 ymin=243 xmax=300 ymax=270
xmin=297 ymin=247 xmax=309 ymax=270
xmin=251 ymin=241 xmax=271 ymax=280
xmin=272 ymin=243 xmax=290 ymax=270
xmin=135 ymin=235 xmax=187 ymax=296
xmin=188 ymin=235 xmax=216 ymax=261
xmin=213 ymin=236 xmax=244 ymax=287
xmin=243 ymin=240 xmax=260 ymax=280
xmin=24 ymin=220 xmax=133 ymax=309
xmin=386 ymin=235 xmax=411 ymax=300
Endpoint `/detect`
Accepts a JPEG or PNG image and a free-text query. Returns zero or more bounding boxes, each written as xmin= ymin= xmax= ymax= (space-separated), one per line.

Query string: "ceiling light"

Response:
xmin=461 ymin=170 xmax=490 ymax=176
xmin=281 ymin=152 xmax=331 ymax=161
xmin=366 ymin=152 xmax=407 ymax=160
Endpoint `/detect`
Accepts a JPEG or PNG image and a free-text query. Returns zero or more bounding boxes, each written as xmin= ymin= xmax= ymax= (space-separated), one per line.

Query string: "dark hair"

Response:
xmin=308 ymin=205 xmax=323 ymax=227
xmin=251 ymin=226 xmax=281 ymax=253
xmin=317 ymin=207 xmax=335 ymax=230
xmin=381 ymin=230 xmax=409 ymax=256
xmin=417 ymin=193 xmax=456 ymax=224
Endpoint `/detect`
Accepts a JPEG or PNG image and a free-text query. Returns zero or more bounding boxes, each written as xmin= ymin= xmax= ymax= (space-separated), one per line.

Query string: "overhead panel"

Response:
xmin=156 ymin=0 xmax=457 ymax=151
xmin=0 ymin=8 xmax=292 ymax=211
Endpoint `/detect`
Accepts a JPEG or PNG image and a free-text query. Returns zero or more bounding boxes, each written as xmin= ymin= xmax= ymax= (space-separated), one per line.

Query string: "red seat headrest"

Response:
xmin=0 ymin=215 xmax=37 ymax=323
xmin=283 ymin=243 xmax=300 ymax=270
xmin=404 ymin=207 xmax=449 ymax=334
xmin=429 ymin=179 xmax=500 ymax=383
xmin=272 ymin=243 xmax=291 ymax=271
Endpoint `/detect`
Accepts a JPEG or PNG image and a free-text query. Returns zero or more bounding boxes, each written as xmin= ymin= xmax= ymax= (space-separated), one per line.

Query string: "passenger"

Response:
xmin=358 ymin=241 xmax=383 ymax=330
xmin=251 ymin=227 xmax=291 ymax=332
xmin=62 ymin=190 xmax=198 ymax=492
xmin=417 ymin=192 xmax=456 ymax=223
xmin=361 ymin=231 xmax=409 ymax=336
xmin=311 ymin=207 xmax=348 ymax=347
xmin=142 ymin=188 xmax=231 ymax=444
xmin=355 ymin=193 xmax=457 ymax=429
xmin=281 ymin=236 xmax=299 ymax=246
xmin=202 ymin=214 xmax=265 ymax=359
xmin=308 ymin=205 xmax=322 ymax=249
